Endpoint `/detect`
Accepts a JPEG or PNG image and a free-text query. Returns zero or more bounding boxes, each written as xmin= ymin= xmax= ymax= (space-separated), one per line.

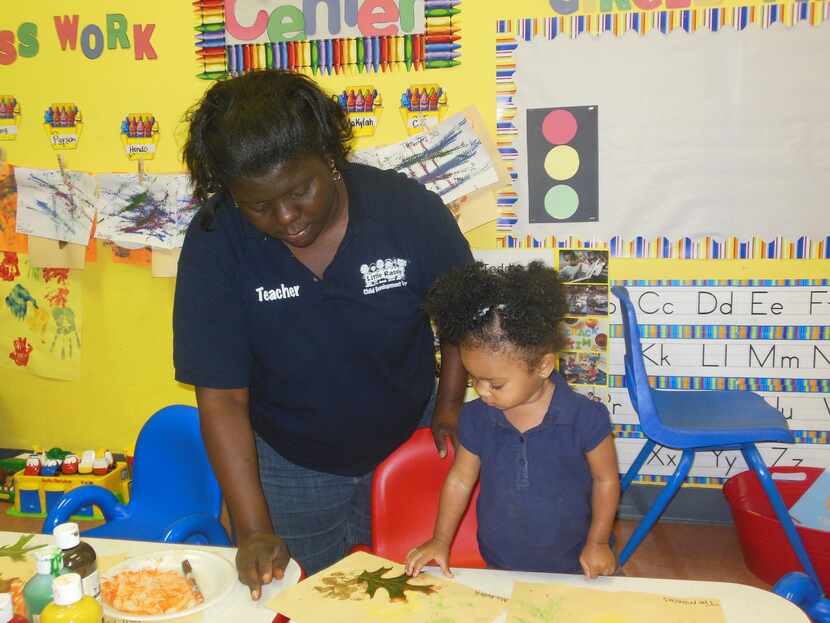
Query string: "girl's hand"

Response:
xmin=579 ymin=542 xmax=616 ymax=579
xmin=404 ymin=539 xmax=453 ymax=578
xmin=235 ymin=531 xmax=290 ymax=600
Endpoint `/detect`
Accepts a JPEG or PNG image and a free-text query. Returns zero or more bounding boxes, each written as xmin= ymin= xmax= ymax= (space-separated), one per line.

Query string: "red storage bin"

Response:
xmin=723 ymin=466 xmax=830 ymax=592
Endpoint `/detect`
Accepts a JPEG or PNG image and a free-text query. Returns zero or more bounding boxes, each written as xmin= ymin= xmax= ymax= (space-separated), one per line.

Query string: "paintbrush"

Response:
xmin=182 ymin=559 xmax=205 ymax=604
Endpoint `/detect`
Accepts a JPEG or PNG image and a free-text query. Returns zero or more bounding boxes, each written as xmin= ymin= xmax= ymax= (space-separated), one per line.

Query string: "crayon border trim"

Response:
xmin=194 ymin=1 xmax=462 ymax=79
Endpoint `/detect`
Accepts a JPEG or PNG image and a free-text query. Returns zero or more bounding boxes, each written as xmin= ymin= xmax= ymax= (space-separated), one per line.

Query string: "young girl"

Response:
xmin=405 ymin=261 xmax=620 ymax=579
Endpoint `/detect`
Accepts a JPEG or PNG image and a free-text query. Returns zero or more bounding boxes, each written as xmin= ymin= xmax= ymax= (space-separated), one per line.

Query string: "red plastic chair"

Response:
xmin=359 ymin=427 xmax=486 ymax=568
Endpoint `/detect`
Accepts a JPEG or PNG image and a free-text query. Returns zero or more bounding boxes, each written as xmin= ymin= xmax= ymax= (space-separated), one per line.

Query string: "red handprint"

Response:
xmin=0 ymin=252 xmax=20 ymax=282
xmin=42 ymin=268 xmax=70 ymax=284
xmin=9 ymin=337 xmax=33 ymax=366
xmin=46 ymin=287 xmax=69 ymax=308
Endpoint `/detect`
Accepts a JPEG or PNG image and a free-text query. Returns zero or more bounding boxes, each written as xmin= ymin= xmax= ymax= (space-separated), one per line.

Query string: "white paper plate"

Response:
xmin=101 ymin=549 xmax=236 ymax=622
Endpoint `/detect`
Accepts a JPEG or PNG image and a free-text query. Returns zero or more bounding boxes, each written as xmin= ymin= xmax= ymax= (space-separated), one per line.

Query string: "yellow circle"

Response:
xmin=544 ymin=145 xmax=580 ymax=181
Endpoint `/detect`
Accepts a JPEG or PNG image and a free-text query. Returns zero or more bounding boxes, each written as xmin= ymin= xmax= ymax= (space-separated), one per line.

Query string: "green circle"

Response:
xmin=544 ymin=185 xmax=579 ymax=219
xmin=544 ymin=145 xmax=580 ymax=180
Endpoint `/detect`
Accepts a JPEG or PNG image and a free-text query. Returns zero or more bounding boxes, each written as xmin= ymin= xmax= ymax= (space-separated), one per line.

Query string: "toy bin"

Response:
xmin=723 ymin=466 xmax=830 ymax=592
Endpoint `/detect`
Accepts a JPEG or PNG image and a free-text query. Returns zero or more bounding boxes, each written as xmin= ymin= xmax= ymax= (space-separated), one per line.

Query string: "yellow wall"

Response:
xmin=1 ymin=1 xmax=827 ymax=451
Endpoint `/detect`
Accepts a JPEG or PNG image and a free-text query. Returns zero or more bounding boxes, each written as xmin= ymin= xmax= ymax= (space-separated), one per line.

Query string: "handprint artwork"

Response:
xmin=1 ymin=254 xmax=81 ymax=379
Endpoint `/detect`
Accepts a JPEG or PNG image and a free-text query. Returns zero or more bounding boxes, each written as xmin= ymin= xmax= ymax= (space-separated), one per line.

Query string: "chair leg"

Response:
xmin=620 ymin=439 xmax=656 ymax=494
xmin=741 ymin=444 xmax=823 ymax=590
xmin=618 ymin=449 xmax=694 ymax=567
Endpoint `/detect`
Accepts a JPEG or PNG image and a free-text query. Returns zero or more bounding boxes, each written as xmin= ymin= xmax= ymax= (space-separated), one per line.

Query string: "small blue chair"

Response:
xmin=43 ymin=404 xmax=230 ymax=546
xmin=612 ymin=286 xmax=821 ymax=595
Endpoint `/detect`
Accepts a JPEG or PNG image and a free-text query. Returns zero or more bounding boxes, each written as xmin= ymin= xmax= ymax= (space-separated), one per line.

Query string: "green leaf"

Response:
xmin=356 ymin=566 xmax=438 ymax=603
xmin=0 ymin=534 xmax=46 ymax=562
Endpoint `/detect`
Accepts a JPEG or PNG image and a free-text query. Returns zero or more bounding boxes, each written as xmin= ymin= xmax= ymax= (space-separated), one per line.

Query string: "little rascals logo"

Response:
xmin=361 ymin=258 xmax=407 ymax=295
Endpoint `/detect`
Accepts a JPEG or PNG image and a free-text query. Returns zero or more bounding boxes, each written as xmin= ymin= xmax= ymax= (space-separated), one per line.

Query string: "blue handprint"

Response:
xmin=5 ymin=284 xmax=38 ymax=319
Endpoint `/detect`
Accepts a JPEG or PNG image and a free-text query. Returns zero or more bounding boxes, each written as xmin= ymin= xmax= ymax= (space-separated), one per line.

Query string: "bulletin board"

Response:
xmin=488 ymin=1 xmax=830 ymax=485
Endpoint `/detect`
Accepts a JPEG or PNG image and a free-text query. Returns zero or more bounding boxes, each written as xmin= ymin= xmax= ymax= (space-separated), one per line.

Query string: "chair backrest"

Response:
xmin=129 ymin=404 xmax=223 ymax=520
xmin=611 ymin=286 xmax=662 ymax=438
xmin=372 ymin=428 xmax=486 ymax=568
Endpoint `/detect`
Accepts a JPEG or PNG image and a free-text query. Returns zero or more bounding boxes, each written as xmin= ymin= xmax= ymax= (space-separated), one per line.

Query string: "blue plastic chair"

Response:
xmin=612 ymin=286 xmax=821 ymax=588
xmin=43 ymin=404 xmax=230 ymax=546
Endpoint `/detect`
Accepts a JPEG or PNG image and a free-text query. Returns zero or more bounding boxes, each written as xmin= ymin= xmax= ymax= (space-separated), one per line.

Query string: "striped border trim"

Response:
xmin=613 ymin=424 xmax=830 ymax=444
xmin=609 ymin=324 xmax=830 ymax=340
xmin=608 ymin=375 xmax=830 ymax=392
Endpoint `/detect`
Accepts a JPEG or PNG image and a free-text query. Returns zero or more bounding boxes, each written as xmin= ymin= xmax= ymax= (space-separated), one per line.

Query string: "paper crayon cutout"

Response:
xmin=334 ymin=87 xmax=383 ymax=137
xmin=120 ymin=113 xmax=160 ymax=161
xmin=43 ymin=104 xmax=83 ymax=150
xmin=399 ymin=85 xmax=447 ymax=135
xmin=194 ymin=0 xmax=461 ymax=79
xmin=0 ymin=96 xmax=21 ymax=141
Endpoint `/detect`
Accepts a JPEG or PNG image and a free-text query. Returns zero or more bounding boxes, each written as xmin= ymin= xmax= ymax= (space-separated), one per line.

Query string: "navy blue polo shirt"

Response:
xmin=458 ymin=373 xmax=612 ymax=573
xmin=173 ymin=163 xmax=472 ymax=475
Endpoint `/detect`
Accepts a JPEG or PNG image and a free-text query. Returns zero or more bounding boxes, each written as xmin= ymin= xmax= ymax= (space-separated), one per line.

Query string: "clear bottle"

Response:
xmin=0 ymin=592 xmax=30 ymax=622
xmin=52 ymin=524 xmax=100 ymax=601
xmin=39 ymin=575 xmax=101 ymax=623
xmin=23 ymin=549 xmax=58 ymax=623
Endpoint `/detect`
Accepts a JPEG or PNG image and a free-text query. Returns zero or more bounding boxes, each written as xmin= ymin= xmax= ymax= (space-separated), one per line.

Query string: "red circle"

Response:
xmin=542 ymin=109 xmax=578 ymax=145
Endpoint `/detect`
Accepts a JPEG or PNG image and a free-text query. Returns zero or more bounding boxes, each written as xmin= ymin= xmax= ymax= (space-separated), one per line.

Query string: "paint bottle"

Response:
xmin=39 ymin=575 xmax=101 ymax=623
xmin=0 ymin=592 xmax=29 ymax=622
xmin=23 ymin=548 xmax=58 ymax=622
xmin=53 ymin=524 xmax=100 ymax=601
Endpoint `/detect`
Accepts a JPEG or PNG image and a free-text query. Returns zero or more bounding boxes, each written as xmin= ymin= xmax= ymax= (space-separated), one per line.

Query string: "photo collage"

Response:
xmin=556 ymin=249 xmax=610 ymax=404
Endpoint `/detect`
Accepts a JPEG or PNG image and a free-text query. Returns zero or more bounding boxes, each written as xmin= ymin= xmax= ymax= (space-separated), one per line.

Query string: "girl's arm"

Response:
xmin=405 ymin=444 xmax=481 ymax=578
xmin=580 ymin=434 xmax=621 ymax=578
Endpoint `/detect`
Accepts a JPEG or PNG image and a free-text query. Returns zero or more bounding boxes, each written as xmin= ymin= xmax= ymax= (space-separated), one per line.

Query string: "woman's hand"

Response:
xmin=578 ymin=541 xmax=616 ymax=579
xmin=236 ymin=531 xmax=291 ymax=600
xmin=404 ymin=539 xmax=453 ymax=578
xmin=431 ymin=402 xmax=460 ymax=459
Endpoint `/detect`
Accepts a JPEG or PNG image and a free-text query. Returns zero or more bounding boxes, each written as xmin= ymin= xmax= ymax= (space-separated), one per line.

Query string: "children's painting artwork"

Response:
xmin=95 ymin=174 xmax=193 ymax=250
xmin=506 ymin=582 xmax=726 ymax=623
xmin=13 ymin=167 xmax=96 ymax=246
xmin=1 ymin=253 xmax=82 ymax=380
xmin=266 ymin=551 xmax=506 ymax=623
xmin=352 ymin=109 xmax=502 ymax=206
xmin=0 ymin=162 xmax=27 ymax=253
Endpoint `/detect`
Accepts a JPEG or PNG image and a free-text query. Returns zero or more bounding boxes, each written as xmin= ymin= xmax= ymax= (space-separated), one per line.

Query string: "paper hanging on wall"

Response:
xmin=27 ymin=235 xmax=87 ymax=270
xmin=0 ymin=163 xmax=27 ymax=253
xmin=506 ymin=581 xmax=726 ymax=623
xmin=151 ymin=247 xmax=181 ymax=278
xmin=353 ymin=108 xmax=501 ymax=205
xmin=0 ymin=95 xmax=21 ymax=141
xmin=95 ymin=174 xmax=193 ymax=250
xmin=43 ymin=103 xmax=82 ymax=151
xmin=1 ymin=254 xmax=82 ymax=380
xmin=266 ymin=551 xmax=506 ymax=623
xmin=120 ymin=113 xmax=160 ymax=161
xmin=14 ymin=167 xmax=96 ymax=246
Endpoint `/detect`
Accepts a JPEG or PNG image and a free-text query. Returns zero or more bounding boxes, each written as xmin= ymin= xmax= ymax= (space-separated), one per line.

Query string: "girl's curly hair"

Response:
xmin=425 ymin=261 xmax=569 ymax=367
xmin=182 ymin=70 xmax=352 ymax=229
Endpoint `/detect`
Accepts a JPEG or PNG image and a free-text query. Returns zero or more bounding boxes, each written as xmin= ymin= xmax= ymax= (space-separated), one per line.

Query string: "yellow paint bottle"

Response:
xmin=40 ymin=574 xmax=101 ymax=623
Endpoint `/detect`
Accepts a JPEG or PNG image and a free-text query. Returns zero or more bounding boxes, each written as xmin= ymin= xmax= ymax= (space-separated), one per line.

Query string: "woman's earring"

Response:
xmin=330 ymin=161 xmax=342 ymax=182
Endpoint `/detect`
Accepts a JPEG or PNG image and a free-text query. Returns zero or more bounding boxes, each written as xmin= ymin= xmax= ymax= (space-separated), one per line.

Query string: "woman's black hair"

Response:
xmin=425 ymin=261 xmax=569 ymax=367
xmin=182 ymin=70 xmax=352 ymax=228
